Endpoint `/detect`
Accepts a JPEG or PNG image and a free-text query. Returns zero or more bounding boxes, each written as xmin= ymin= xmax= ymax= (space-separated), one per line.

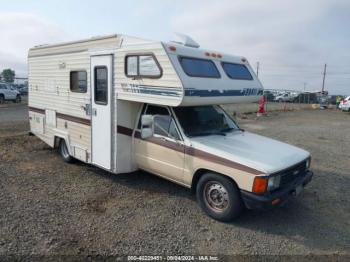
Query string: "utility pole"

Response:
xmin=322 ymin=63 xmax=327 ymax=93
xmin=304 ymin=82 xmax=307 ymax=91
xmin=256 ymin=62 xmax=260 ymax=77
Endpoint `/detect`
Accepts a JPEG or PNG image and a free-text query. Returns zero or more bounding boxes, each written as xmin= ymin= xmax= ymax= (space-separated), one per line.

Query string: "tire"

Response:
xmin=0 ymin=95 xmax=4 ymax=104
xmin=196 ymin=173 xmax=243 ymax=222
xmin=15 ymin=95 xmax=21 ymax=103
xmin=58 ymin=139 xmax=74 ymax=163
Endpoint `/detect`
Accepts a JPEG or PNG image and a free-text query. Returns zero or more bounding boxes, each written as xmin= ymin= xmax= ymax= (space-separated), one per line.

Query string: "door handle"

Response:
xmin=92 ymin=108 xmax=97 ymax=116
xmin=81 ymin=104 xmax=92 ymax=116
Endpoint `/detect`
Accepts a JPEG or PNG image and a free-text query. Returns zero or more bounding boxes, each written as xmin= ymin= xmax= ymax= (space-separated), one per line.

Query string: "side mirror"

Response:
xmin=141 ymin=115 xmax=154 ymax=139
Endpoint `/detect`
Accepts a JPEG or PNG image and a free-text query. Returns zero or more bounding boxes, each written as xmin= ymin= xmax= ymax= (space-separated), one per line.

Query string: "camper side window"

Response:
xmin=125 ymin=54 xmax=162 ymax=78
xmin=70 ymin=71 xmax=87 ymax=93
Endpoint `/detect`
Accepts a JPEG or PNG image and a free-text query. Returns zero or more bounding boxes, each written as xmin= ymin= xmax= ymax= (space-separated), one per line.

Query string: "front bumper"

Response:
xmin=240 ymin=170 xmax=314 ymax=210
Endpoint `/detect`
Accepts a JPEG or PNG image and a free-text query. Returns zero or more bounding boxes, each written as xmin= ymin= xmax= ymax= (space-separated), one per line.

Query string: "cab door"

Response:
xmin=134 ymin=105 xmax=185 ymax=183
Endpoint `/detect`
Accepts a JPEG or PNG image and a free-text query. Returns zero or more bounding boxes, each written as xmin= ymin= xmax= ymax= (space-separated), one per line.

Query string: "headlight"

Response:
xmin=267 ymin=175 xmax=281 ymax=191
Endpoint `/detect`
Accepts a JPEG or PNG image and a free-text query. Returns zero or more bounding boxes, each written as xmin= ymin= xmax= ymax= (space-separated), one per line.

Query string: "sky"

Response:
xmin=0 ymin=0 xmax=349 ymax=94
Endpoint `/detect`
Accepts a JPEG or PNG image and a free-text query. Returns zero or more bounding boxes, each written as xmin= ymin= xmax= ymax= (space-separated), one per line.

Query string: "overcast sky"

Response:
xmin=0 ymin=0 xmax=349 ymax=94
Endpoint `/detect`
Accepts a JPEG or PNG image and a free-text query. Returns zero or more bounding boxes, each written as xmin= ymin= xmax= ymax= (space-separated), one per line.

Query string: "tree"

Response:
xmin=1 ymin=69 xmax=15 ymax=83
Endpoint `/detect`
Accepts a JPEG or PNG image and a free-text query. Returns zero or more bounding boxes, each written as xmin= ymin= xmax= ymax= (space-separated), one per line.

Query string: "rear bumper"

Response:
xmin=240 ymin=170 xmax=314 ymax=210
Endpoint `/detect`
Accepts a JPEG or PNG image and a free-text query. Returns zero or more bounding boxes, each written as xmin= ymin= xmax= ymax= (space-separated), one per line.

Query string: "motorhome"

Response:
xmin=28 ymin=34 xmax=313 ymax=221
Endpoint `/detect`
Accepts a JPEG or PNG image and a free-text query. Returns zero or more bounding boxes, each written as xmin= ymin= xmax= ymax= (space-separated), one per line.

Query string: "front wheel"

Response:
xmin=58 ymin=139 xmax=74 ymax=163
xmin=196 ymin=173 xmax=243 ymax=222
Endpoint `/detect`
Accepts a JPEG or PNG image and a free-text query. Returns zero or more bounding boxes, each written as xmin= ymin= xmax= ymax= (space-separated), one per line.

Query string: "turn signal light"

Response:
xmin=169 ymin=46 xmax=176 ymax=52
xmin=252 ymin=177 xmax=268 ymax=194
xmin=271 ymin=199 xmax=281 ymax=205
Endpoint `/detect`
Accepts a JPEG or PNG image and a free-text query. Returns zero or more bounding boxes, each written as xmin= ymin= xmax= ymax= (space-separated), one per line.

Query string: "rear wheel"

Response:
xmin=59 ymin=139 xmax=74 ymax=163
xmin=196 ymin=173 xmax=243 ymax=222
xmin=0 ymin=95 xmax=4 ymax=104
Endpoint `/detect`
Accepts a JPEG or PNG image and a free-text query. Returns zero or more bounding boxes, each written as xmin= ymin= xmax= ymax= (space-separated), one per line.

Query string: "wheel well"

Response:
xmin=0 ymin=94 xmax=4 ymax=98
xmin=191 ymin=168 xmax=239 ymax=193
xmin=54 ymin=136 xmax=62 ymax=148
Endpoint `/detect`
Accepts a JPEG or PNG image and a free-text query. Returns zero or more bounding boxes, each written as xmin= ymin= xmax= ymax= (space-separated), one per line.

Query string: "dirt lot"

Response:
xmin=0 ymin=104 xmax=349 ymax=258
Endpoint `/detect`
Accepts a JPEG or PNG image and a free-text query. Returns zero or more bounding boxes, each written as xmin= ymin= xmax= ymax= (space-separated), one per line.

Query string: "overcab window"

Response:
xmin=179 ymin=56 xmax=220 ymax=78
xmin=221 ymin=62 xmax=253 ymax=80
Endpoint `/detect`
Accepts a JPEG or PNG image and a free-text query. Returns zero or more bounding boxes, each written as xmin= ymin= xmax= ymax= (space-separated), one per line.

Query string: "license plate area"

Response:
xmin=294 ymin=185 xmax=303 ymax=196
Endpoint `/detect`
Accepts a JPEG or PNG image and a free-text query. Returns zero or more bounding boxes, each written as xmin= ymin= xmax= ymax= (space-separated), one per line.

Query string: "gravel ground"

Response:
xmin=0 ymin=105 xmax=349 ymax=258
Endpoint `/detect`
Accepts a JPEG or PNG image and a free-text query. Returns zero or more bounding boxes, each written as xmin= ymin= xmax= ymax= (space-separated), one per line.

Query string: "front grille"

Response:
xmin=279 ymin=160 xmax=307 ymax=186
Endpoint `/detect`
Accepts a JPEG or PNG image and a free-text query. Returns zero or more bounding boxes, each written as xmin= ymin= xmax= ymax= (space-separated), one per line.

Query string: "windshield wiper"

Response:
xmin=220 ymin=127 xmax=245 ymax=133
xmin=190 ymin=131 xmax=226 ymax=137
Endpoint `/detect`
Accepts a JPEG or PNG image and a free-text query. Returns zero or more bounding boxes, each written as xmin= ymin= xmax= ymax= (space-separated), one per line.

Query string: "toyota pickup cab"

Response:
xmin=136 ymin=103 xmax=313 ymax=221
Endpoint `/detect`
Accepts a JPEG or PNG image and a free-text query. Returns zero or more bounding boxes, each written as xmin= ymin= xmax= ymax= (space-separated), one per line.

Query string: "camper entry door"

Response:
xmin=91 ymin=55 xmax=113 ymax=170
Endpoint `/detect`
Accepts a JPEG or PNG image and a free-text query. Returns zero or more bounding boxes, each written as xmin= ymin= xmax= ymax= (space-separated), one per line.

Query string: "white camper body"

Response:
xmin=28 ymin=34 xmax=263 ymax=174
xmin=28 ymin=34 xmax=313 ymax=221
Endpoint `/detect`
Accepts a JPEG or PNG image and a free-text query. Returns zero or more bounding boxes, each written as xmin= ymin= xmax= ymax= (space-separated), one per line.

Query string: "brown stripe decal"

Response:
xmin=28 ymin=106 xmax=45 ymax=114
xmin=56 ymin=113 xmax=91 ymax=126
xmin=128 ymin=128 xmax=262 ymax=175
xmin=29 ymin=106 xmax=91 ymax=126
xmin=185 ymin=147 xmax=261 ymax=175
xmin=117 ymin=125 xmax=134 ymax=136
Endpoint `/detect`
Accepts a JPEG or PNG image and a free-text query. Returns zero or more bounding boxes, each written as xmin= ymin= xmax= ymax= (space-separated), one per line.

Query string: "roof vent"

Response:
xmin=171 ymin=33 xmax=200 ymax=48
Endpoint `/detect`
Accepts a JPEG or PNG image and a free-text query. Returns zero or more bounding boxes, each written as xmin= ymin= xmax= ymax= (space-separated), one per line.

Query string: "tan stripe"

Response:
xmin=131 ymin=129 xmax=262 ymax=175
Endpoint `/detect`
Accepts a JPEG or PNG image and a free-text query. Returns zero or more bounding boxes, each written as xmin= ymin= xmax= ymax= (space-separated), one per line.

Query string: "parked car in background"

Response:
xmin=293 ymin=93 xmax=318 ymax=104
xmin=274 ymin=93 xmax=293 ymax=102
xmin=19 ymin=86 xmax=28 ymax=95
xmin=0 ymin=83 xmax=21 ymax=103
xmin=340 ymin=96 xmax=350 ymax=111
xmin=318 ymin=96 xmax=329 ymax=109
xmin=263 ymin=90 xmax=275 ymax=101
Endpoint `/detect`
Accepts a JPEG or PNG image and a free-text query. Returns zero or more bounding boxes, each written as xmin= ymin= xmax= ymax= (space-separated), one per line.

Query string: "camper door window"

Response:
xmin=70 ymin=71 xmax=87 ymax=93
xmin=125 ymin=54 xmax=162 ymax=79
xmin=94 ymin=66 xmax=108 ymax=105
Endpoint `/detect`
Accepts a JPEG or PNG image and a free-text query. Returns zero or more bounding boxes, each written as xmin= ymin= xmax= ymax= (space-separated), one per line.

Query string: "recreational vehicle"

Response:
xmin=28 ymin=34 xmax=313 ymax=221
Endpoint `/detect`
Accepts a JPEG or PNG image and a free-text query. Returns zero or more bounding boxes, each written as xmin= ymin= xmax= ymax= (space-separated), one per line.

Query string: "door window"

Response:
xmin=94 ymin=66 xmax=108 ymax=105
xmin=145 ymin=105 xmax=169 ymax=116
xmin=140 ymin=105 xmax=181 ymax=140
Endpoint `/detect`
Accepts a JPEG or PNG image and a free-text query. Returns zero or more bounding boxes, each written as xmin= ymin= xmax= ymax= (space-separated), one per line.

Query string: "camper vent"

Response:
xmin=171 ymin=33 xmax=200 ymax=48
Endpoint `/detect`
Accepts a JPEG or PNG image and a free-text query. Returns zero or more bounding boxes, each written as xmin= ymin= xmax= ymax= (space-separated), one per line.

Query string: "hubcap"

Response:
xmin=203 ymin=181 xmax=229 ymax=212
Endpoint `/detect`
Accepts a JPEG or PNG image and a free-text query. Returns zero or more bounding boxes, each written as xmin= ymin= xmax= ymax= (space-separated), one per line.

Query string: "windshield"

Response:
xmin=173 ymin=105 xmax=239 ymax=137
